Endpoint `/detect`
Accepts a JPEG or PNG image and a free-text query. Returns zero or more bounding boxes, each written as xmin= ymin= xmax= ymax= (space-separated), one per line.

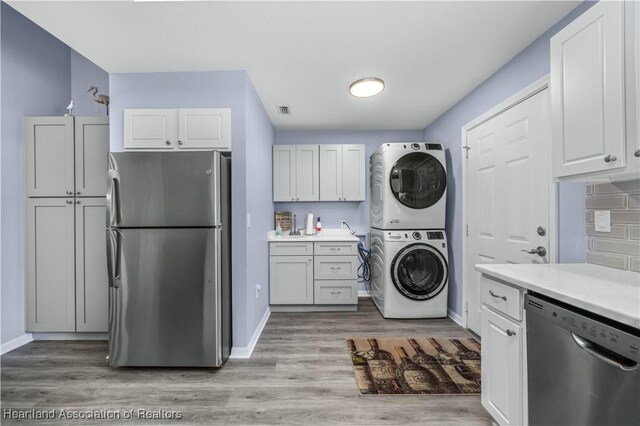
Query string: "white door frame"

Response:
xmin=460 ymin=75 xmax=558 ymax=329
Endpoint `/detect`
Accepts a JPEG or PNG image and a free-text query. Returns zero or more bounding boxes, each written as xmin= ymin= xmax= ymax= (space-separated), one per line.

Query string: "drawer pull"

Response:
xmin=330 ymin=266 xmax=342 ymax=271
xmin=489 ymin=290 xmax=507 ymax=301
xmin=506 ymin=329 xmax=516 ymax=337
xmin=330 ymin=247 xmax=341 ymax=251
xmin=330 ymin=291 xmax=342 ymax=296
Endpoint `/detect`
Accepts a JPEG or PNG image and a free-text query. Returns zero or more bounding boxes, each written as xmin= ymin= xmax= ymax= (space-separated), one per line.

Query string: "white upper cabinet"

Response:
xmin=177 ymin=108 xmax=231 ymax=150
xmin=296 ymin=145 xmax=320 ymax=201
xmin=124 ymin=109 xmax=176 ymax=150
xmin=319 ymin=144 xmax=365 ymax=201
xmin=551 ymin=1 xmax=638 ymax=180
xmin=124 ymin=108 xmax=231 ymax=151
xmin=340 ymin=144 xmax=365 ymax=201
xmin=274 ymin=144 xmax=365 ymax=202
xmin=273 ymin=145 xmax=297 ymax=202
xmin=319 ymin=145 xmax=342 ymax=201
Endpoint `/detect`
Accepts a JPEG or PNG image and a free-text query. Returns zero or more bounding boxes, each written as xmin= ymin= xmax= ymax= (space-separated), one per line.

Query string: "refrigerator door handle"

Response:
xmin=106 ymin=229 xmax=122 ymax=288
xmin=107 ymin=169 xmax=122 ymax=227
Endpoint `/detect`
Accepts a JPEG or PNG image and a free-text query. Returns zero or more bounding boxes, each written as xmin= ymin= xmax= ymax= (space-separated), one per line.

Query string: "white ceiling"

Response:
xmin=7 ymin=1 xmax=579 ymax=130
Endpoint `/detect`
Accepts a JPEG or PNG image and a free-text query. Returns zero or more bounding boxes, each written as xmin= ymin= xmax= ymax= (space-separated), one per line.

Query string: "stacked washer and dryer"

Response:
xmin=370 ymin=143 xmax=449 ymax=319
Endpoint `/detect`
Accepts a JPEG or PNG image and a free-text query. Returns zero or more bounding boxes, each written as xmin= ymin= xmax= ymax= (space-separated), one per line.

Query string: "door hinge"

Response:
xmin=463 ymin=145 xmax=471 ymax=159
xmin=466 ymin=224 xmax=469 ymax=236
xmin=465 ymin=301 xmax=469 ymax=314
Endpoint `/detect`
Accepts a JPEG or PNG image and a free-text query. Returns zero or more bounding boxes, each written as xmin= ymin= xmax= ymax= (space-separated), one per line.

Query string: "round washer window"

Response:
xmin=391 ymin=243 xmax=448 ymax=301
xmin=389 ymin=152 xmax=446 ymax=209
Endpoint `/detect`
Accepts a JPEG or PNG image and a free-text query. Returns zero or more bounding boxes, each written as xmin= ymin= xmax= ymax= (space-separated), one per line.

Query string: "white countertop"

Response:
xmin=267 ymin=228 xmax=360 ymax=242
xmin=475 ymin=263 xmax=640 ymax=329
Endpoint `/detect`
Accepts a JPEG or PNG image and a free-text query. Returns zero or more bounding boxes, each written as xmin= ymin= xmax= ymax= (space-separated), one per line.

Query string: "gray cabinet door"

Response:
xmin=25 ymin=117 xmax=74 ymax=197
xmin=26 ymin=198 xmax=76 ymax=332
xmin=269 ymin=255 xmax=313 ymax=304
xmin=75 ymin=117 xmax=109 ymax=197
xmin=75 ymin=198 xmax=108 ymax=332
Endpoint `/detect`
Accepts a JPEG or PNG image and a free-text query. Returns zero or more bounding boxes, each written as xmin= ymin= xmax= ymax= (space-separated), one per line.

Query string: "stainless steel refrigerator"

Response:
xmin=106 ymin=151 xmax=231 ymax=367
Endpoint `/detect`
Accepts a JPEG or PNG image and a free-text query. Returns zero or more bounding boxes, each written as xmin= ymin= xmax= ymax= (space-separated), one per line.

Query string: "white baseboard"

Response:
xmin=32 ymin=332 xmax=108 ymax=340
xmin=1 ymin=333 xmax=33 ymax=355
xmin=230 ymin=307 xmax=270 ymax=359
xmin=447 ymin=309 xmax=463 ymax=326
xmin=358 ymin=290 xmax=371 ymax=297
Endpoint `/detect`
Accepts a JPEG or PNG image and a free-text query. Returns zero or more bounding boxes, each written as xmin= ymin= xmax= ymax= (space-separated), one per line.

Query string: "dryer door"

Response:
xmin=389 ymin=152 xmax=446 ymax=209
xmin=391 ymin=243 xmax=448 ymax=300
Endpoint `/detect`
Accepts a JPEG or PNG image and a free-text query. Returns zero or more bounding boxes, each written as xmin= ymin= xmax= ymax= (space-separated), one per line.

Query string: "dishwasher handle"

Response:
xmin=571 ymin=333 xmax=639 ymax=372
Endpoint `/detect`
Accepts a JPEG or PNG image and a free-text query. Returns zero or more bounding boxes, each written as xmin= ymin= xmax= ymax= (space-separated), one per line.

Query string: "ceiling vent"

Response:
xmin=278 ymin=105 xmax=291 ymax=115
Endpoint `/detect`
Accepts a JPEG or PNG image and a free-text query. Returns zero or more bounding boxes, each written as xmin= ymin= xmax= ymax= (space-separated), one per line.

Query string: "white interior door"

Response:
xmin=466 ymin=88 xmax=552 ymax=335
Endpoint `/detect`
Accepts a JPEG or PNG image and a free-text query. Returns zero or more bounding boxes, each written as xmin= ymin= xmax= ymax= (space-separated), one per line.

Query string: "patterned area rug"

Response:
xmin=347 ymin=337 xmax=481 ymax=395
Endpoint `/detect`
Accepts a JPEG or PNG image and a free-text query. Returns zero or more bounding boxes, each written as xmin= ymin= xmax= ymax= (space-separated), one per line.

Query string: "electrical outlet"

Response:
xmin=255 ymin=283 xmax=262 ymax=298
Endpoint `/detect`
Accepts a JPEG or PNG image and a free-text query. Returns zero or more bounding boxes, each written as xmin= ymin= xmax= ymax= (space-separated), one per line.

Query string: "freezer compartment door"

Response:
xmin=107 ymin=151 xmax=222 ymax=227
xmin=108 ymin=228 xmax=229 ymax=367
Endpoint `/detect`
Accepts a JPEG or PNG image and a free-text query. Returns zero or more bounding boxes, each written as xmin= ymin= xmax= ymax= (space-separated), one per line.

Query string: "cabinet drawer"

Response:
xmin=314 ymin=256 xmax=358 ymax=280
xmin=314 ymin=242 xmax=357 ymax=256
xmin=314 ymin=280 xmax=357 ymax=304
xmin=480 ymin=275 xmax=523 ymax=321
xmin=269 ymin=242 xmax=313 ymax=256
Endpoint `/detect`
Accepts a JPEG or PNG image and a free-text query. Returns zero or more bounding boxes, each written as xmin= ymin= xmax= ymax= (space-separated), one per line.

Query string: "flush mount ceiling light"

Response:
xmin=349 ymin=77 xmax=385 ymax=98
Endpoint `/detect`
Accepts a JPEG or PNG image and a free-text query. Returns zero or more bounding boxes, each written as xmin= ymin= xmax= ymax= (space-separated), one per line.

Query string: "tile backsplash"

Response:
xmin=586 ymin=180 xmax=640 ymax=272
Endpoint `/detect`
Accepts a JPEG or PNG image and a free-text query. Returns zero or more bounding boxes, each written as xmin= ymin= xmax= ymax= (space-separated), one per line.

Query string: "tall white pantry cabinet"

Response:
xmin=25 ymin=116 xmax=110 ymax=332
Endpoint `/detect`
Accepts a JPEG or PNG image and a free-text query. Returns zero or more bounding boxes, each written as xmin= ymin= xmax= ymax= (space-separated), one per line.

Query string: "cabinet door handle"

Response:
xmin=308 ymin=257 xmax=312 ymax=262
xmin=506 ymin=329 xmax=516 ymax=337
xmin=634 ymin=149 xmax=640 ymax=158
xmin=604 ymin=154 xmax=617 ymax=163
xmin=489 ymin=290 xmax=507 ymax=301
xmin=165 ymin=140 xmax=171 ymax=145
xmin=177 ymin=140 xmax=183 ymax=146
xmin=65 ymin=200 xmax=73 ymax=204
xmin=75 ymin=200 xmax=81 ymax=204
xmin=66 ymin=190 xmax=73 ymax=195
xmin=75 ymin=191 xmax=81 ymax=195
xmin=296 ymin=197 xmax=300 ymax=201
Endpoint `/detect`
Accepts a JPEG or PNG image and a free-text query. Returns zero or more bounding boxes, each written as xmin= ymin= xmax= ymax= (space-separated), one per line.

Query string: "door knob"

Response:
xmin=604 ymin=154 xmax=617 ymax=163
xmin=522 ymin=246 xmax=547 ymax=257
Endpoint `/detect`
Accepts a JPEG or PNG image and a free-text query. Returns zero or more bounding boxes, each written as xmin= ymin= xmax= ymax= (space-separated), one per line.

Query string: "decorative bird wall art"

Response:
xmin=87 ymin=86 xmax=110 ymax=115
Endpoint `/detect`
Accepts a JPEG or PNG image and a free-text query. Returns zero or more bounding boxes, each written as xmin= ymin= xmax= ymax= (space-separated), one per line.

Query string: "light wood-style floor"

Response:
xmin=1 ymin=298 xmax=491 ymax=425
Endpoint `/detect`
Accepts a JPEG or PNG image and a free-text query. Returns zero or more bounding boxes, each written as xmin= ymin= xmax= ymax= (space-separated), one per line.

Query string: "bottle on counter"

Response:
xmin=275 ymin=222 xmax=282 ymax=236
xmin=316 ymin=217 xmax=322 ymax=235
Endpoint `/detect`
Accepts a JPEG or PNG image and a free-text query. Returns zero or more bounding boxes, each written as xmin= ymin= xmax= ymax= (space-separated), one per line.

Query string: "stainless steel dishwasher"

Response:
xmin=525 ymin=293 xmax=640 ymax=426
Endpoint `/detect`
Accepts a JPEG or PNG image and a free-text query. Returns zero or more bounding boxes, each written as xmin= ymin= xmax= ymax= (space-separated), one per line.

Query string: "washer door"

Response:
xmin=391 ymin=243 xmax=448 ymax=300
xmin=389 ymin=152 xmax=446 ymax=209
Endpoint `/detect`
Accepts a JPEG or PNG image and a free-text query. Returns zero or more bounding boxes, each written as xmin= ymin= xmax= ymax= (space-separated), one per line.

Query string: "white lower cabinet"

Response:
xmin=26 ymin=198 xmax=108 ymax=332
xmin=480 ymin=275 xmax=527 ymax=426
xmin=269 ymin=241 xmax=358 ymax=310
xmin=269 ymin=255 xmax=314 ymax=305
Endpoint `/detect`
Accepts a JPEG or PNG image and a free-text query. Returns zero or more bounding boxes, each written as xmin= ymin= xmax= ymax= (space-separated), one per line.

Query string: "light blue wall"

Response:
xmin=70 ymin=50 xmax=109 ymax=116
xmin=244 ymin=78 xmax=275 ymax=338
xmin=1 ymin=3 xmax=71 ymax=344
xmin=274 ymin=130 xmax=424 ymax=232
xmin=423 ymin=1 xmax=594 ymax=317
xmin=109 ymin=70 xmax=273 ymax=348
